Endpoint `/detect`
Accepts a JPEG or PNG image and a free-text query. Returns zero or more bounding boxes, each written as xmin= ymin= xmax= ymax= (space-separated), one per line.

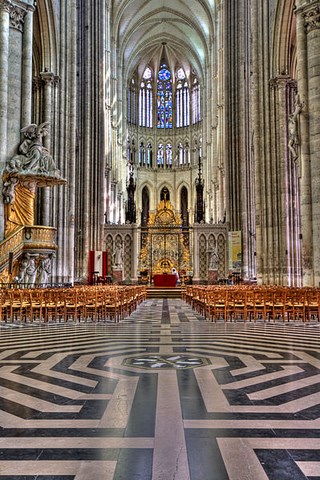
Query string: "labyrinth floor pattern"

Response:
xmin=0 ymin=298 xmax=319 ymax=479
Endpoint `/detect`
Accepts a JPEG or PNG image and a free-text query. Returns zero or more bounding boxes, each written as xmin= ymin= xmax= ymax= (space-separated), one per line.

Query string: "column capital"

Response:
xmin=35 ymin=71 xmax=60 ymax=88
xmin=0 ymin=0 xmax=12 ymax=13
xmin=9 ymin=3 xmax=27 ymax=31
xmin=40 ymin=71 xmax=56 ymax=86
xmin=269 ymin=75 xmax=297 ymax=90
xmin=304 ymin=5 xmax=320 ymax=32
xmin=295 ymin=1 xmax=320 ymax=31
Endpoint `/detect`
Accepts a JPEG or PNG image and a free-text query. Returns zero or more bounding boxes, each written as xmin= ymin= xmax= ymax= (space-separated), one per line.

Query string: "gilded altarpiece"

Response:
xmin=139 ymin=199 xmax=191 ymax=276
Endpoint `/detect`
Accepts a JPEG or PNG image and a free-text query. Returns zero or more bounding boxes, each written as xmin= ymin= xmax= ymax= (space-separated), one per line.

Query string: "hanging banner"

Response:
xmin=228 ymin=231 xmax=242 ymax=271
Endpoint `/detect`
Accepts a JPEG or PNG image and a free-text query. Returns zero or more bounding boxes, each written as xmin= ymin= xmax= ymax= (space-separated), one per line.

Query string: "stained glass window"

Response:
xmin=139 ymin=68 xmax=153 ymax=127
xmin=176 ymin=68 xmax=190 ymax=127
xmin=143 ymin=68 xmax=152 ymax=80
xmin=192 ymin=77 xmax=201 ymax=124
xmin=157 ymin=64 xmax=172 ymax=129
xmin=177 ymin=67 xmax=185 ymax=80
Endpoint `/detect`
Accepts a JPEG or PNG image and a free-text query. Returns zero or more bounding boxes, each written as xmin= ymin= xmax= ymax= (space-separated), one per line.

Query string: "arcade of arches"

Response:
xmin=0 ymin=0 xmax=319 ymax=286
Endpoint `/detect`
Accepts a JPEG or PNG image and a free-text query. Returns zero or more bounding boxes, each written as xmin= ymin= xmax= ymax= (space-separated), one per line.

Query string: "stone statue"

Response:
xmin=25 ymin=257 xmax=37 ymax=286
xmin=16 ymin=253 xmax=31 ymax=283
xmin=37 ymin=255 xmax=53 ymax=285
xmin=208 ymin=249 xmax=218 ymax=270
xmin=5 ymin=122 xmax=60 ymax=178
xmin=288 ymin=94 xmax=304 ymax=161
xmin=113 ymin=242 xmax=124 ymax=268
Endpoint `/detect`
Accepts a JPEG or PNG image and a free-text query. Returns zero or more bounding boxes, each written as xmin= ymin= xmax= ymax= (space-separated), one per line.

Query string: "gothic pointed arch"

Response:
xmin=180 ymin=185 xmax=189 ymax=226
xmin=160 ymin=186 xmax=170 ymax=202
xmin=272 ymin=0 xmax=296 ymax=77
xmin=141 ymin=186 xmax=150 ymax=227
xmin=33 ymin=0 xmax=59 ymax=74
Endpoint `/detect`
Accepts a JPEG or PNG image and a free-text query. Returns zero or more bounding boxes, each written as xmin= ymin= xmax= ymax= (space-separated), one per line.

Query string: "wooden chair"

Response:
xmin=0 ymin=290 xmax=11 ymax=323
xmin=211 ymin=289 xmax=228 ymax=322
xmin=104 ymin=289 xmax=121 ymax=322
xmin=286 ymin=289 xmax=306 ymax=322
xmin=228 ymin=290 xmax=247 ymax=322
xmin=305 ymin=289 xmax=320 ymax=322
xmin=42 ymin=288 xmax=64 ymax=322
xmin=62 ymin=289 xmax=79 ymax=322
xmin=29 ymin=289 xmax=45 ymax=322
xmin=271 ymin=289 xmax=286 ymax=322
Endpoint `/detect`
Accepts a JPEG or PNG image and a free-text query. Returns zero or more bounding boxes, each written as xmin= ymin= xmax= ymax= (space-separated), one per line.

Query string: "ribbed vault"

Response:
xmin=113 ymin=0 xmax=216 ymax=80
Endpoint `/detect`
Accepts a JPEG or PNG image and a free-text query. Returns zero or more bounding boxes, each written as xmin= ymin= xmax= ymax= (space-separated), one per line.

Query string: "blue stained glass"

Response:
xmin=157 ymin=64 xmax=172 ymax=129
xmin=158 ymin=66 xmax=171 ymax=81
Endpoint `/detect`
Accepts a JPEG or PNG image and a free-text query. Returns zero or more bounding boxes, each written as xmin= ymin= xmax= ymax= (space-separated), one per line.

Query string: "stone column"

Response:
xmin=21 ymin=4 xmax=34 ymax=126
xmin=250 ymin=0 xmax=263 ymax=284
xmin=0 ymin=0 xmax=11 ymax=238
xmin=7 ymin=3 xmax=27 ymax=157
xmin=132 ymin=224 xmax=138 ymax=281
xmin=295 ymin=1 xmax=313 ymax=285
xmin=192 ymin=225 xmax=200 ymax=281
xmin=304 ymin=3 xmax=320 ymax=286
xmin=40 ymin=71 xmax=55 ymax=225
xmin=272 ymin=76 xmax=299 ymax=286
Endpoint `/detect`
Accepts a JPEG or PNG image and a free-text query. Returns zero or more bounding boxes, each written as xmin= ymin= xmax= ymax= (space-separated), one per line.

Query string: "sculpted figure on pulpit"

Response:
xmin=5 ymin=122 xmax=60 ymax=177
xmin=2 ymin=122 xmax=66 ymax=237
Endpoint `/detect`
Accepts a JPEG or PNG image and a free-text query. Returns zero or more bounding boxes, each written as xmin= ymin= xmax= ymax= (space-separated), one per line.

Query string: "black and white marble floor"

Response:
xmin=0 ymin=298 xmax=319 ymax=479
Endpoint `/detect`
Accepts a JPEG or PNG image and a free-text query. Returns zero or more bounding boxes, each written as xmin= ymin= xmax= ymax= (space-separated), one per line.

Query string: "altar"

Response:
xmin=139 ymin=196 xmax=191 ymax=280
xmin=153 ymin=274 xmax=177 ymax=287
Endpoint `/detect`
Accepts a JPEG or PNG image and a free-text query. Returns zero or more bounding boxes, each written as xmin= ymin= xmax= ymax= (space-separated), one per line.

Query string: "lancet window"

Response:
xmin=157 ymin=64 xmax=173 ymax=129
xmin=139 ymin=68 xmax=153 ymax=128
xmin=132 ymin=65 xmax=200 ymax=129
xmin=192 ymin=77 xmax=201 ymax=124
xmin=176 ymin=68 xmax=190 ymax=127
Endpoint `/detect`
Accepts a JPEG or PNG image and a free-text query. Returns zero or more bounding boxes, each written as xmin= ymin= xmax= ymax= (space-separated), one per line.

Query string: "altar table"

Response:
xmin=153 ymin=274 xmax=177 ymax=287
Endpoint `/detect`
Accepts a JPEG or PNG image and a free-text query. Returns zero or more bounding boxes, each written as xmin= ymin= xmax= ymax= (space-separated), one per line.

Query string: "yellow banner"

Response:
xmin=229 ymin=231 xmax=242 ymax=271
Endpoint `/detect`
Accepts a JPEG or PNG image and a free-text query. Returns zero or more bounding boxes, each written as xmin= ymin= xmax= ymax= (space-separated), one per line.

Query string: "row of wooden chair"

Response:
xmin=183 ymin=285 xmax=320 ymax=322
xmin=0 ymin=285 xmax=147 ymax=323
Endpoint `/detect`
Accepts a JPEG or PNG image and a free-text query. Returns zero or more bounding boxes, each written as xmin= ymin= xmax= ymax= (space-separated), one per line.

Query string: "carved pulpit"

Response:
xmin=1 ymin=122 xmax=66 ymax=286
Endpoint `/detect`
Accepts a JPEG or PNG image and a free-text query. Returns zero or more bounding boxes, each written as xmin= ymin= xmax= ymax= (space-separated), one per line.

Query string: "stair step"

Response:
xmin=146 ymin=287 xmax=182 ymax=299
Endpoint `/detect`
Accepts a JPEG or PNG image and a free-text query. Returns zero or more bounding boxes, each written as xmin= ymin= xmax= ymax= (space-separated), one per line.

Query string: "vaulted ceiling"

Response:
xmin=113 ymin=0 xmax=217 ymax=81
